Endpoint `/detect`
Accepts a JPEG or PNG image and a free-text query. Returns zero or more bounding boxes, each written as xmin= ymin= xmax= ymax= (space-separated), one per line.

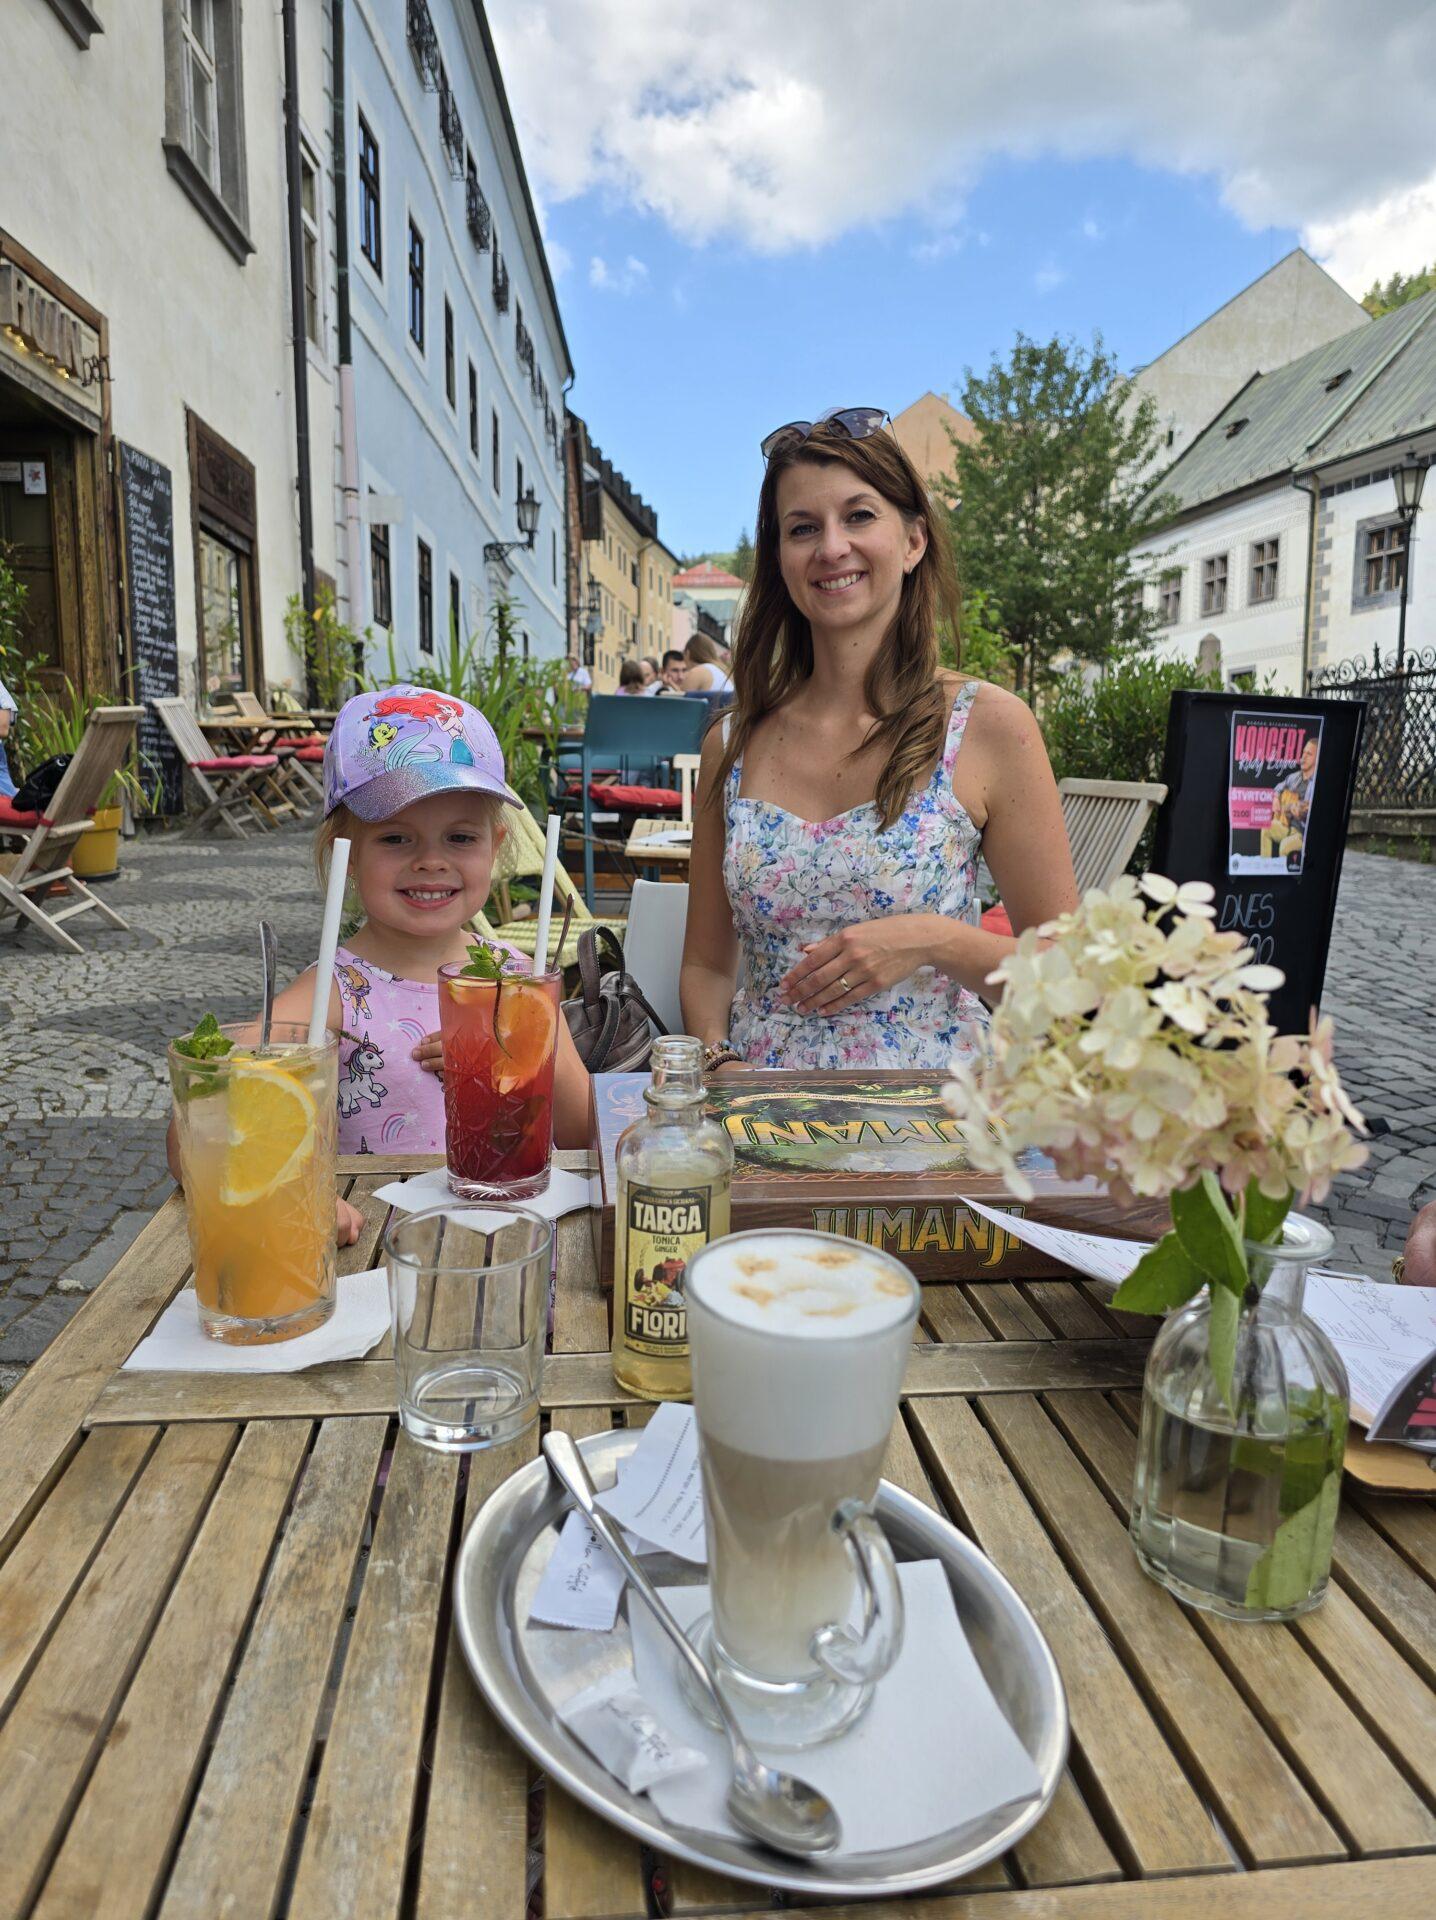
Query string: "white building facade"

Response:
xmin=1 ymin=0 xmax=327 ymax=769
xmin=1134 ymin=290 xmax=1436 ymax=690
xmin=342 ymin=0 xmax=572 ymax=671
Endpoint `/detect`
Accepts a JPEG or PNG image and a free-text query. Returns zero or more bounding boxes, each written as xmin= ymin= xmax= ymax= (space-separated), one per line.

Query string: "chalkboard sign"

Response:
xmin=117 ymin=442 xmax=183 ymax=814
xmin=1150 ymin=690 xmax=1365 ymax=1035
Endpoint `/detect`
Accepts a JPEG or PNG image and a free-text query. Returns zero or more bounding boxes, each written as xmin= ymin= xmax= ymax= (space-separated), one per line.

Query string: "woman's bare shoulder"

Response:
xmin=962 ymin=679 xmax=1042 ymax=746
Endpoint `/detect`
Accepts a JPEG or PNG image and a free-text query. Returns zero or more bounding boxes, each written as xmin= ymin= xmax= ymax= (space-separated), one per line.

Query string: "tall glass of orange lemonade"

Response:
xmin=168 ymin=1021 xmax=338 ymax=1343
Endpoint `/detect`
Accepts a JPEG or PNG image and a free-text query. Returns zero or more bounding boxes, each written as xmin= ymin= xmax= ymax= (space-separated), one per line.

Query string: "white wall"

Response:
xmin=1311 ymin=450 xmax=1436 ymax=673
xmin=1 ymin=3 xmax=312 ymax=693
xmin=1132 ymin=484 xmax=1311 ymax=690
xmin=1129 ymin=252 xmax=1368 ymax=468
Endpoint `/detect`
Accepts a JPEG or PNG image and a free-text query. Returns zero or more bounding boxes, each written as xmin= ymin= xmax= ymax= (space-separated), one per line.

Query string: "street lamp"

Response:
xmin=484 ymin=486 xmax=541 ymax=565
xmin=1392 ymin=453 xmax=1427 ymax=673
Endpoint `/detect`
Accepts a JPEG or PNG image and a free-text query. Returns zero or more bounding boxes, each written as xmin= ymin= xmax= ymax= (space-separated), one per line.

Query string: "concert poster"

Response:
xmin=1227 ymin=710 xmax=1324 ymax=877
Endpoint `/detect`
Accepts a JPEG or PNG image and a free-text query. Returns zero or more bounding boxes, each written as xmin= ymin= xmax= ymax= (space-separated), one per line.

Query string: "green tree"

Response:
xmin=732 ymin=527 xmax=755 ymax=581
xmin=1362 ymin=262 xmax=1436 ymax=317
xmin=949 ymin=333 xmax=1174 ymax=699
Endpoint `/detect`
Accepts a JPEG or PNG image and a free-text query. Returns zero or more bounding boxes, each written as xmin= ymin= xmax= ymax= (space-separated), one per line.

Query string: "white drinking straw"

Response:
xmin=308 ymin=836 xmax=350 ymax=1044
xmin=531 ymin=815 xmax=562 ymax=974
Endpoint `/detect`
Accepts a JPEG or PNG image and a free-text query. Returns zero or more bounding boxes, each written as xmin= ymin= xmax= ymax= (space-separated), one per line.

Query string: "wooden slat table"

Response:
xmin=625 ymin=816 xmax=692 ymax=873
xmin=2 ymin=1150 xmax=1434 ymax=1919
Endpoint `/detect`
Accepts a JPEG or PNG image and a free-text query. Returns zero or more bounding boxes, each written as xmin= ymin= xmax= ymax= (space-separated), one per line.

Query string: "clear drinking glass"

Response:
xmin=684 ymin=1228 xmax=920 ymax=1748
xmin=384 ymin=1203 xmax=553 ymax=1451
xmin=167 ymin=1022 xmax=338 ymax=1345
xmin=1130 ymin=1213 xmax=1349 ymax=1621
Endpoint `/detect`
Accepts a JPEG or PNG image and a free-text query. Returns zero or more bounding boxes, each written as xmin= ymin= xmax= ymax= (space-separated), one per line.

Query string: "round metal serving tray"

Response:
xmin=452 ymin=1429 xmax=1069 ymax=1899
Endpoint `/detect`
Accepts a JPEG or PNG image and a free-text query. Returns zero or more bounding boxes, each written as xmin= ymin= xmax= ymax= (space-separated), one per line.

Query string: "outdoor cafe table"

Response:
xmin=626 ymin=815 xmax=693 ymax=873
xmin=2 ymin=1154 xmax=1435 ymax=1920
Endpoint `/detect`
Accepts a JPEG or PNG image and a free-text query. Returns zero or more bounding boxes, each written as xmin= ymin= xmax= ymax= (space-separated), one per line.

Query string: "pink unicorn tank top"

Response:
xmin=331 ymin=947 xmax=447 ymax=1154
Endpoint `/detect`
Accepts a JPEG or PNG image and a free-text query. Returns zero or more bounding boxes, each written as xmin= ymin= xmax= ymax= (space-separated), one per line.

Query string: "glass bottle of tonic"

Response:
xmin=612 ymin=1037 xmax=733 ymax=1401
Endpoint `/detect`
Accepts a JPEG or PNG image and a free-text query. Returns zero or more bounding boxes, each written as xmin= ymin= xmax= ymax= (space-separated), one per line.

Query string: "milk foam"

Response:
xmin=687 ymin=1232 xmax=919 ymax=1461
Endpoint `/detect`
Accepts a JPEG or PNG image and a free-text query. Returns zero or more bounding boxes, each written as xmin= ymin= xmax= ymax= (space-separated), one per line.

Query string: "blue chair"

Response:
xmin=577 ymin=695 xmax=709 ymax=906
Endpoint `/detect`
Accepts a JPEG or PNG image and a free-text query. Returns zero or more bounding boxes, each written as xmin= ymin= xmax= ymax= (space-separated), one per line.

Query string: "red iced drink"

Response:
xmin=438 ymin=962 xmax=560 ymax=1199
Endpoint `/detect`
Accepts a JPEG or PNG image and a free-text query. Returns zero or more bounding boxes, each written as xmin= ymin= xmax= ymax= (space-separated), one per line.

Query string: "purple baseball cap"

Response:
xmin=323 ymin=685 xmax=523 ymax=820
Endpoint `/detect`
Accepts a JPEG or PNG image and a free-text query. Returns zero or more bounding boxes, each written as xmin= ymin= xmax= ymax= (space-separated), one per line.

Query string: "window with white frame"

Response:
xmin=1363 ymin=522 xmax=1406 ymax=597
xmin=468 ymin=362 xmax=478 ymax=456
xmin=1201 ymin=553 xmax=1228 ymax=616
xmin=163 ymin=0 xmax=250 ymax=258
xmin=358 ymin=116 xmax=381 ymax=275
xmin=1158 ymin=570 xmax=1182 ymax=626
xmin=408 ymin=220 xmax=425 ymax=351
xmin=444 ymin=298 xmax=455 ymax=407
xmin=417 ymin=539 xmax=434 ymax=653
xmin=299 ymin=145 xmax=322 ymax=347
xmin=1250 ymin=538 xmax=1280 ymax=604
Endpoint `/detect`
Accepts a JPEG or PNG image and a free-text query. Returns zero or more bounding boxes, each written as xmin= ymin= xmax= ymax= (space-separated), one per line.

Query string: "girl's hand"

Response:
xmin=337 ymin=1197 xmax=364 ymax=1248
xmin=413 ymin=1030 xmax=444 ymax=1078
xmin=1400 ymin=1200 xmax=1436 ymax=1286
xmin=778 ymin=916 xmax=942 ymax=1015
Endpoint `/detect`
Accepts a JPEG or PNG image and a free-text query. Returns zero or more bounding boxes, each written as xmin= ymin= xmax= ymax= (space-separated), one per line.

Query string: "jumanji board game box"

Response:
xmin=589 ymin=1068 xmax=1162 ymax=1287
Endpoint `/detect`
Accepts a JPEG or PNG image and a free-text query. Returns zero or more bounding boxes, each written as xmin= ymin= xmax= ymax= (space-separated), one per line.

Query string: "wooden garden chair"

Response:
xmin=225 ymin=690 xmax=325 ymax=806
xmin=152 ymin=696 xmax=281 ymax=838
xmin=1059 ymin=777 xmax=1170 ymax=893
xmin=470 ymin=803 xmax=624 ymax=971
xmin=0 ymin=704 xmax=142 ymax=954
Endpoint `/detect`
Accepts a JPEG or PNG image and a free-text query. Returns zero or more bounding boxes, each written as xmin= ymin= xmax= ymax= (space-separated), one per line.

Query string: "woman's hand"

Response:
xmin=778 ymin=915 xmax=946 ymax=1015
xmin=337 ymin=1196 xmax=364 ymax=1248
xmin=413 ymin=1030 xmax=444 ymax=1078
xmin=1400 ymin=1200 xmax=1436 ymax=1286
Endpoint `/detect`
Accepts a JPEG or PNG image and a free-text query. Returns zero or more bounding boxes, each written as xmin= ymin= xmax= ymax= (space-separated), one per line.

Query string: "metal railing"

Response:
xmin=407 ymin=0 xmax=439 ymax=88
xmin=439 ymin=80 xmax=464 ymax=178
xmin=465 ymin=168 xmax=491 ymax=251
xmin=493 ymin=249 xmax=510 ymax=313
xmin=1310 ymin=645 xmax=1436 ymax=811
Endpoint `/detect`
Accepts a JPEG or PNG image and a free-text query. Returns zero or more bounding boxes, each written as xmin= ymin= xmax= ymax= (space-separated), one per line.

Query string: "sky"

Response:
xmin=488 ymin=0 xmax=1436 ymax=560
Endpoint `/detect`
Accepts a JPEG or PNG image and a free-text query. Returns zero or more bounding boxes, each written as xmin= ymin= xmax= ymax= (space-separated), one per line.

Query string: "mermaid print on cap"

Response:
xmin=322 ymin=683 xmax=523 ymax=822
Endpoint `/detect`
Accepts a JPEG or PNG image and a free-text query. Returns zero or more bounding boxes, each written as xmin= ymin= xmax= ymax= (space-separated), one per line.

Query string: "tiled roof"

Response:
xmin=1151 ymin=288 xmax=1436 ymax=517
xmin=673 ymin=563 xmax=746 ymax=588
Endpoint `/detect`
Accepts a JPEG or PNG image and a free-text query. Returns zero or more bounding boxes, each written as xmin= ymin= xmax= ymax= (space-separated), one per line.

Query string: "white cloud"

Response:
xmin=487 ymin=0 xmax=1436 ymax=285
xmin=1034 ymin=258 xmax=1066 ymax=293
xmin=1305 ymin=171 xmax=1436 ymax=294
xmin=589 ymin=253 xmax=650 ymax=294
xmin=546 ymin=239 xmax=573 ymax=279
xmin=1080 ymin=215 xmax=1104 ymax=242
xmin=912 ymin=230 xmax=965 ymax=264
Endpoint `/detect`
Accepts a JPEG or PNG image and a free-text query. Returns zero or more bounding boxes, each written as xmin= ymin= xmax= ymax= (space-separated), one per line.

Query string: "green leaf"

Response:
xmin=172 ymin=1012 xmax=234 ymax=1062
xmin=1244 ymin=1464 xmax=1343 ymax=1613
xmin=1172 ymin=1172 xmax=1248 ymax=1295
xmin=1243 ymin=1181 xmax=1292 ymax=1247
xmin=460 ymin=941 xmax=506 ymax=981
xmin=1111 ymin=1232 xmax=1206 ymax=1315
xmin=1208 ymin=1282 xmax=1241 ymax=1408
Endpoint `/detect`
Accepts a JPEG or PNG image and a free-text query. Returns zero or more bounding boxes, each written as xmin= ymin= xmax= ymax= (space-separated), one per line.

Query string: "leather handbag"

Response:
xmin=561 ymin=925 xmax=668 ymax=1072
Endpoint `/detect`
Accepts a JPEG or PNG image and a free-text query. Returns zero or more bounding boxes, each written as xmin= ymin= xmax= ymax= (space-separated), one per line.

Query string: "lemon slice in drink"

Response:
xmin=494 ymin=981 xmax=557 ymax=1093
xmin=219 ymin=1060 xmax=318 ymax=1206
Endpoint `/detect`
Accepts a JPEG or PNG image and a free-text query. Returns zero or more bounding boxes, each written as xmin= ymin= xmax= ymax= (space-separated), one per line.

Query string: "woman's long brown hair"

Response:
xmin=714 ymin=423 xmax=963 ymax=830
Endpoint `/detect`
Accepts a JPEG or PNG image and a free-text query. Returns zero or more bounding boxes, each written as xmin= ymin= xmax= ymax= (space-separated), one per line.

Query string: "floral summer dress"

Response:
xmin=723 ymin=681 xmax=989 ymax=1070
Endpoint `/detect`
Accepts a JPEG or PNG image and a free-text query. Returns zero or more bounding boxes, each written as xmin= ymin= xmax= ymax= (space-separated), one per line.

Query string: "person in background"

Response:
xmin=616 ymin=659 xmax=648 ymax=695
xmin=1398 ymin=1199 xmax=1436 ymax=1285
xmin=565 ymin=652 xmax=592 ymax=695
xmin=683 ymin=632 xmax=734 ymax=694
xmin=0 ymin=676 xmax=17 ymax=800
xmin=640 ymin=656 xmax=663 ymax=693
xmin=659 ymin=650 xmax=687 ymax=693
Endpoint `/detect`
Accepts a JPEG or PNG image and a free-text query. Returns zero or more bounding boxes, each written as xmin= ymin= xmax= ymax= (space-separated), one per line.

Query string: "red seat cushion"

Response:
xmin=0 ymin=795 xmax=40 ymax=828
xmin=277 ymin=733 xmax=323 ymax=749
xmin=589 ymin=782 xmax=681 ymax=812
xmin=294 ymin=745 xmax=325 ymax=763
xmin=193 ymin=754 xmax=278 ymax=772
xmin=981 ymin=904 xmax=1013 ymax=937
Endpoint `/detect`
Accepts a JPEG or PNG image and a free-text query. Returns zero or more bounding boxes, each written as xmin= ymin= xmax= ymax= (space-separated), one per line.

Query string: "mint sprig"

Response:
xmin=460 ymin=941 xmax=508 ymax=982
xmin=173 ymin=1013 xmax=235 ymax=1061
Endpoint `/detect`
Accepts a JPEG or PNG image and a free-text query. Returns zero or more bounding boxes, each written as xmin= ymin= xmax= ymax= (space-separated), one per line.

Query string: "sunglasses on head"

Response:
xmin=760 ymin=407 xmax=891 ymax=462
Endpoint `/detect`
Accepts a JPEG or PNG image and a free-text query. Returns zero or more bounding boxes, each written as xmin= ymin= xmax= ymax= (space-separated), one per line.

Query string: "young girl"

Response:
xmin=265 ymin=685 xmax=590 ymax=1243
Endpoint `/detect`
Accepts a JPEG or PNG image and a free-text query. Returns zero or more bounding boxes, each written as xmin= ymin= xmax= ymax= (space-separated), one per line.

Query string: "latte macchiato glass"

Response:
xmin=685 ymin=1229 xmax=920 ymax=1747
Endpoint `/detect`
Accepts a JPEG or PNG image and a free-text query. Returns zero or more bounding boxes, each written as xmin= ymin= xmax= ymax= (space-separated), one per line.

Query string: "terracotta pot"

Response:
xmin=71 ymin=805 xmax=123 ymax=880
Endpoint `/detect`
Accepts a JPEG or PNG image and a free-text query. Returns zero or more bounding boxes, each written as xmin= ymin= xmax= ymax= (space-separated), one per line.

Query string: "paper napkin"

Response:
xmin=375 ymin=1164 xmax=591 ymax=1227
xmin=122 ymin=1265 xmax=390 ymax=1373
xmin=631 ymin=1560 xmax=1043 ymax=1853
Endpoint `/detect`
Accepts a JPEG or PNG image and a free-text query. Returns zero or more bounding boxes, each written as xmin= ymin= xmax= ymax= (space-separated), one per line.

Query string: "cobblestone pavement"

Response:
xmin=0 ymin=837 xmax=1433 ymax=1385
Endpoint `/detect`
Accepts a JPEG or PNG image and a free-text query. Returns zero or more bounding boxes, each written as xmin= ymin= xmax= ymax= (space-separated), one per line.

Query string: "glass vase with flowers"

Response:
xmin=944 ymin=874 xmax=1368 ymax=1621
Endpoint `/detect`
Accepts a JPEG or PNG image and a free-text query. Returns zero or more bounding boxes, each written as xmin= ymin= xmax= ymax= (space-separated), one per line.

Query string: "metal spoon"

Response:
xmin=541 ymin=1430 xmax=842 ymax=1858
xmin=258 ymin=920 xmax=277 ymax=1052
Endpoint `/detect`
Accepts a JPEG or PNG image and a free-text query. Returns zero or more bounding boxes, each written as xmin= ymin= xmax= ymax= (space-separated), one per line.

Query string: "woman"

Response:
xmin=0 ymin=675 xmax=18 ymax=801
xmin=615 ymin=658 xmax=648 ymax=695
xmin=680 ymin=408 xmax=1077 ymax=1072
xmin=682 ymin=632 xmax=734 ymax=694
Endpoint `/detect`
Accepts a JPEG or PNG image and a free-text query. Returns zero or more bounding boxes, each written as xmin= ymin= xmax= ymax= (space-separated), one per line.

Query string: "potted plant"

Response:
xmin=16 ymin=677 xmax=150 ymax=878
xmin=944 ymin=873 xmax=1368 ymax=1621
